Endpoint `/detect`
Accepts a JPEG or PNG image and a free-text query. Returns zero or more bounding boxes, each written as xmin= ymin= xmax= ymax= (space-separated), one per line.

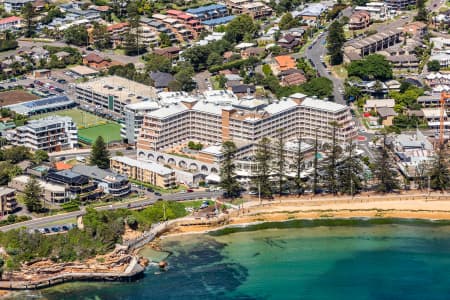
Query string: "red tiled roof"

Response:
xmin=107 ymin=22 xmax=129 ymax=31
xmin=0 ymin=16 xmax=22 ymax=25
xmin=178 ymin=14 xmax=193 ymax=20
xmin=167 ymin=9 xmax=183 ymax=16
xmin=84 ymin=53 xmax=106 ymax=63
xmin=54 ymin=162 xmax=72 ymax=171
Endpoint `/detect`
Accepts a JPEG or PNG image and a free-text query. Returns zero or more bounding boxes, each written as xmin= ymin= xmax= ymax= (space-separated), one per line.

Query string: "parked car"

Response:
xmin=154 ymin=192 xmax=162 ymax=196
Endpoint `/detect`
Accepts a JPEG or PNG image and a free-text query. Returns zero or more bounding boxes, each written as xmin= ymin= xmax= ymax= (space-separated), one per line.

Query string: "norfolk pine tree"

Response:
xmin=374 ymin=137 xmax=399 ymax=193
xmin=220 ymin=141 xmax=241 ymax=198
xmin=428 ymin=144 xmax=450 ymax=191
xmin=312 ymin=133 xmax=319 ymax=194
xmin=339 ymin=140 xmax=363 ymax=195
xmin=294 ymin=135 xmax=304 ymax=195
xmin=254 ymin=137 xmax=273 ymax=198
xmin=274 ymin=129 xmax=286 ymax=195
xmin=90 ymin=136 xmax=111 ymax=169
xmin=323 ymin=122 xmax=341 ymax=195
xmin=24 ymin=177 xmax=42 ymax=212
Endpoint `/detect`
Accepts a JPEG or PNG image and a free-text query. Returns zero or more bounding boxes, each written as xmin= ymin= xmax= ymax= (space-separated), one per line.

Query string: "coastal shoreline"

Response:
xmin=4 ymin=195 xmax=450 ymax=293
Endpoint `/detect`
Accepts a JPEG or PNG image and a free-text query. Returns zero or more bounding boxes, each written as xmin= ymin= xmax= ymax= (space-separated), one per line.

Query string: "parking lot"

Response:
xmin=33 ymin=223 xmax=77 ymax=235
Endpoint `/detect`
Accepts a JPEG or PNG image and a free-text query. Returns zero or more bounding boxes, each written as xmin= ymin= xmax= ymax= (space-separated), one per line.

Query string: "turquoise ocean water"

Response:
xmin=12 ymin=219 xmax=450 ymax=300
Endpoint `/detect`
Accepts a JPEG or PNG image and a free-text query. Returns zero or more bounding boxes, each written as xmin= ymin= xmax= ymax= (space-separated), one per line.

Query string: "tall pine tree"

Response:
xmin=339 ymin=140 xmax=363 ymax=195
xmin=24 ymin=177 xmax=42 ymax=212
xmin=274 ymin=129 xmax=286 ymax=195
xmin=90 ymin=136 xmax=111 ymax=169
xmin=254 ymin=137 xmax=273 ymax=198
xmin=374 ymin=139 xmax=399 ymax=193
xmin=428 ymin=145 xmax=450 ymax=191
xmin=294 ymin=135 xmax=304 ymax=195
xmin=323 ymin=122 xmax=341 ymax=195
xmin=220 ymin=141 xmax=241 ymax=198
xmin=312 ymin=133 xmax=320 ymax=194
xmin=327 ymin=21 xmax=345 ymax=65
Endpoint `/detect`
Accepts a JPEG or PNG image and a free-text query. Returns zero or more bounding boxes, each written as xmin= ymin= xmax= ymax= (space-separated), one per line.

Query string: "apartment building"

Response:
xmin=226 ymin=0 xmax=272 ymax=19
xmin=384 ymin=0 xmax=416 ymax=10
xmin=0 ymin=16 xmax=22 ymax=31
xmin=0 ymin=187 xmax=17 ymax=215
xmin=186 ymin=4 xmax=229 ymax=22
xmin=349 ymin=11 xmax=371 ymax=30
xmin=7 ymin=116 xmax=77 ymax=152
xmin=137 ymin=93 xmax=356 ymax=153
xmin=110 ymin=156 xmax=176 ymax=188
xmin=45 ymin=170 xmax=102 ymax=201
xmin=354 ymin=2 xmax=389 ymax=20
xmin=9 ymin=175 xmax=68 ymax=203
xmin=72 ymin=165 xmax=131 ymax=197
xmin=344 ymin=29 xmax=401 ymax=60
xmin=75 ymin=76 xmax=157 ymax=117
xmin=3 ymin=0 xmax=33 ymax=12
xmin=122 ymin=101 xmax=160 ymax=144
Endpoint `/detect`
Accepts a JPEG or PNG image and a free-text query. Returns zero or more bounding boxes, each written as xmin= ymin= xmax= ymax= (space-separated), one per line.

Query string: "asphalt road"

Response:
xmin=0 ymin=191 xmax=223 ymax=232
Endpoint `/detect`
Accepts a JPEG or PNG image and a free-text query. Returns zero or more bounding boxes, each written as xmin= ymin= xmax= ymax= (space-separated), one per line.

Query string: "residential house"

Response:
xmin=385 ymin=0 xmax=417 ymax=10
xmin=3 ymin=0 xmax=34 ymax=13
xmin=281 ymin=72 xmax=307 ymax=86
xmin=272 ymin=55 xmax=297 ymax=75
xmin=241 ymin=47 xmax=265 ymax=59
xmin=277 ymin=34 xmax=300 ymax=51
xmin=153 ymin=47 xmax=181 ymax=59
xmin=9 ymin=175 xmax=68 ymax=203
xmin=82 ymin=53 xmax=112 ymax=69
xmin=150 ymin=71 xmax=174 ymax=91
xmin=297 ymin=3 xmax=327 ymax=22
xmin=377 ymin=107 xmax=397 ymax=126
xmin=403 ymin=21 xmax=427 ymax=37
xmin=344 ymin=29 xmax=402 ymax=61
xmin=45 ymin=169 xmax=102 ymax=201
xmin=231 ymin=84 xmax=256 ymax=98
xmin=363 ymin=98 xmax=396 ymax=112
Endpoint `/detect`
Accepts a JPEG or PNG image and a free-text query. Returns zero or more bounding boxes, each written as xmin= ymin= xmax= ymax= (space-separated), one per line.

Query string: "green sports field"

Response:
xmin=78 ymin=123 xmax=122 ymax=144
xmin=30 ymin=109 xmax=106 ymax=128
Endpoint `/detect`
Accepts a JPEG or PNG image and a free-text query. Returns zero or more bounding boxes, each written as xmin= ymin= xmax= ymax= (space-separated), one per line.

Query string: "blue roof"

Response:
xmin=202 ymin=15 xmax=235 ymax=26
xmin=23 ymin=95 xmax=70 ymax=108
xmin=186 ymin=4 xmax=226 ymax=15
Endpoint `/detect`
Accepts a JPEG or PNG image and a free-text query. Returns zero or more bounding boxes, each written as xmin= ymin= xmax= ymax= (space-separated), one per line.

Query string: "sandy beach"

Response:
xmin=162 ymin=195 xmax=450 ymax=237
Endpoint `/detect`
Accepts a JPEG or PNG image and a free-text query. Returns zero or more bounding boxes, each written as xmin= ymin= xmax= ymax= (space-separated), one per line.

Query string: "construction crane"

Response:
xmin=439 ymin=92 xmax=450 ymax=146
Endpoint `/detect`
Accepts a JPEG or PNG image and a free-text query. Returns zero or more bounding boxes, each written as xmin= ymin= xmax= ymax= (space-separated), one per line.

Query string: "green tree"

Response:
xmin=224 ymin=14 xmax=258 ymax=44
xmin=347 ymin=54 xmax=393 ymax=81
xmin=415 ymin=0 xmax=427 ymax=21
xmin=24 ymin=177 xmax=42 ymax=212
xmin=22 ymin=2 xmax=36 ymax=38
xmin=274 ymin=130 xmax=286 ymax=195
xmin=339 ymin=140 xmax=363 ymax=195
xmin=428 ymin=145 xmax=450 ymax=191
xmin=279 ymin=13 xmax=297 ymax=30
xmin=373 ymin=140 xmax=399 ymax=193
xmin=220 ymin=141 xmax=241 ymax=198
xmin=0 ymin=162 xmax=22 ymax=185
xmin=207 ymin=52 xmax=223 ymax=66
xmin=174 ymin=62 xmax=196 ymax=92
xmin=293 ymin=135 xmax=304 ymax=195
xmin=312 ymin=134 xmax=319 ymax=194
xmin=300 ymin=77 xmax=333 ymax=98
xmin=144 ymin=53 xmax=172 ymax=73
xmin=427 ymin=60 xmax=441 ymax=72
xmin=64 ymin=25 xmax=89 ymax=46
xmin=92 ymin=23 xmax=111 ymax=50
xmin=323 ymin=122 xmax=341 ymax=194
xmin=254 ymin=137 xmax=273 ymax=198
xmin=159 ymin=32 xmax=171 ymax=47
xmin=327 ymin=21 xmax=345 ymax=65
xmin=90 ymin=136 xmax=110 ymax=169
xmin=33 ymin=150 xmax=49 ymax=164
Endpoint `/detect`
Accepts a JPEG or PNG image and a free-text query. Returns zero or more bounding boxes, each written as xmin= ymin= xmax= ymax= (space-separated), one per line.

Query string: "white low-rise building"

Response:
xmin=6 ymin=116 xmax=78 ymax=152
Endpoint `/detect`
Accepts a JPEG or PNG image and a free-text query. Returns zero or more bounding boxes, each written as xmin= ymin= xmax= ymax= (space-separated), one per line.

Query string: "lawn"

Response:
xmin=78 ymin=123 xmax=122 ymax=144
xmin=30 ymin=108 xmax=107 ymax=128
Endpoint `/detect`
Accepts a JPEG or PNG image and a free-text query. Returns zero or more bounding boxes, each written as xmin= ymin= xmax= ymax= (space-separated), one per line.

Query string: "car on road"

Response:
xmin=57 ymin=79 xmax=67 ymax=84
xmin=147 ymin=187 xmax=154 ymax=192
xmin=248 ymin=191 xmax=258 ymax=195
xmin=154 ymin=192 xmax=162 ymax=196
xmin=187 ymin=189 xmax=194 ymax=193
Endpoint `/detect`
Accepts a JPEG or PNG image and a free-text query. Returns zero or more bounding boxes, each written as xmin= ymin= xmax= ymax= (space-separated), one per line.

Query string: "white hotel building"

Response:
xmin=7 ymin=116 xmax=78 ymax=152
xmin=137 ymin=93 xmax=356 ymax=153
